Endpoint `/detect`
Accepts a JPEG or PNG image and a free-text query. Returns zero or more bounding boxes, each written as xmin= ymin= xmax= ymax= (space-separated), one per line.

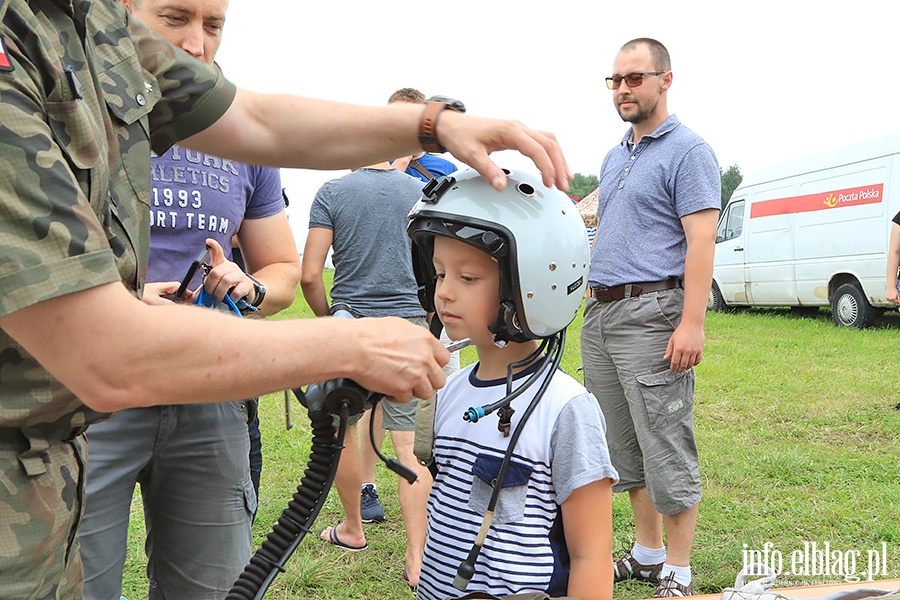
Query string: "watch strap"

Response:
xmin=245 ymin=272 xmax=266 ymax=308
xmin=418 ymin=97 xmax=465 ymax=154
xmin=418 ymin=100 xmax=447 ymax=154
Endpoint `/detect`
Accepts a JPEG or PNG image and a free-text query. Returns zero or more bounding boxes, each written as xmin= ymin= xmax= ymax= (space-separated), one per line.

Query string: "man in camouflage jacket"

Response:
xmin=0 ymin=1 xmax=570 ymax=597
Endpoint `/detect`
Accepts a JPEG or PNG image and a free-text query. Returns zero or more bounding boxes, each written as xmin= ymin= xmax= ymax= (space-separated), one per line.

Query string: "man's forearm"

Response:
xmin=680 ymin=209 xmax=718 ymax=328
xmin=184 ymin=93 xmax=423 ymax=172
xmin=182 ymin=90 xmax=571 ymax=193
xmin=887 ymin=226 xmax=900 ymax=286
xmin=0 ymin=282 xmax=446 ymax=412
xmin=251 ymin=261 xmax=301 ymax=317
xmin=681 ymin=247 xmax=713 ymax=329
xmin=300 ymin=278 xmax=330 ymax=317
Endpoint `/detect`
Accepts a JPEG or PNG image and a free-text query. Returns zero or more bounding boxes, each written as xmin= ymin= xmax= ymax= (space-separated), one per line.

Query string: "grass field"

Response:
xmin=121 ymin=277 xmax=900 ymax=599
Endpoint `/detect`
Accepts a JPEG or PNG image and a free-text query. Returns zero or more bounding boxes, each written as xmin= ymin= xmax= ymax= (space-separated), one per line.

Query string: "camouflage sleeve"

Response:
xmin=0 ymin=41 xmax=121 ymax=319
xmin=124 ymin=11 xmax=237 ymax=154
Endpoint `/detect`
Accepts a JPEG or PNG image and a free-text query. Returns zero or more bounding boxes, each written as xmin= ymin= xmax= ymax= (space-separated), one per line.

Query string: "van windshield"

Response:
xmin=717 ymin=200 xmax=745 ymax=242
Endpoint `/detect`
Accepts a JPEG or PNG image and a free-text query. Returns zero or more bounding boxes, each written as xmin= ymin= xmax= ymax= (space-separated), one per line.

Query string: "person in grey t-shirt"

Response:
xmin=300 ymin=163 xmax=432 ymax=585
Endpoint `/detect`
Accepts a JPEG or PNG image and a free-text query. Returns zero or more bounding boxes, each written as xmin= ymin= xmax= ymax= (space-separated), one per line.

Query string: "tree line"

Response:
xmin=570 ymin=165 xmax=743 ymax=211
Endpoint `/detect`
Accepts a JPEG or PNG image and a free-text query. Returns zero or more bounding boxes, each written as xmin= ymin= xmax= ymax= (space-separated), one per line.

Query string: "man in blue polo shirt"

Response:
xmin=580 ymin=37 xmax=720 ymax=598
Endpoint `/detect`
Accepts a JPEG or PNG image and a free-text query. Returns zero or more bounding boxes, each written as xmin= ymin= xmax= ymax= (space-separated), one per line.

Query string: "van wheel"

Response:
xmin=831 ymin=283 xmax=877 ymax=328
xmin=707 ymin=282 xmax=727 ymax=312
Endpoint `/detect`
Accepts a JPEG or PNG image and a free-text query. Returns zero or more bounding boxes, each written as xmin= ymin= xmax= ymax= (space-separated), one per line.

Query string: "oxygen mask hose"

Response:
xmin=227 ymin=311 xmax=462 ymax=598
xmin=225 ymin=389 xmax=349 ymax=600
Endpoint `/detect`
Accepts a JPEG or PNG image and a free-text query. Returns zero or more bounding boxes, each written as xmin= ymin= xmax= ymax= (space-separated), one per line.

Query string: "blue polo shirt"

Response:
xmin=588 ymin=114 xmax=720 ymax=288
xmin=403 ymin=153 xmax=458 ymax=182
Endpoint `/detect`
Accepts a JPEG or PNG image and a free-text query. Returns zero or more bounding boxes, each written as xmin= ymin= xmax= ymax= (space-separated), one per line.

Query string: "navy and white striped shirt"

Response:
xmin=417 ymin=362 xmax=618 ymax=599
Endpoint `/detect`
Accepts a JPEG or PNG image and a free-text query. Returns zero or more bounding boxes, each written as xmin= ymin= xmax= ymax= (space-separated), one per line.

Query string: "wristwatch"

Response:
xmin=418 ymin=96 xmax=466 ymax=154
xmin=245 ymin=272 xmax=266 ymax=308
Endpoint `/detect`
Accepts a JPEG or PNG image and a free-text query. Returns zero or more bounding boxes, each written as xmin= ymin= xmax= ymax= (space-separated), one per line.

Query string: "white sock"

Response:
xmin=661 ymin=564 xmax=692 ymax=586
xmin=362 ymin=483 xmax=376 ymax=491
xmin=632 ymin=542 xmax=667 ymax=565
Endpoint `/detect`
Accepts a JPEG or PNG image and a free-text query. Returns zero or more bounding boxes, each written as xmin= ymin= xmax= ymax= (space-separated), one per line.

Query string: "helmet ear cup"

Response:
xmin=489 ymin=300 xmax=526 ymax=345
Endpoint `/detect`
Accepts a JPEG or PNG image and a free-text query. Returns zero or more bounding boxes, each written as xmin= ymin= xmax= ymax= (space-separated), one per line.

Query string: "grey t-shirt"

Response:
xmin=308 ymin=168 xmax=426 ymax=317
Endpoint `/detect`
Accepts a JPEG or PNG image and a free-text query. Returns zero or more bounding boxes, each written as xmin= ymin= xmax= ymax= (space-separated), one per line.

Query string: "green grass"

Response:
xmin=121 ymin=279 xmax=900 ymax=599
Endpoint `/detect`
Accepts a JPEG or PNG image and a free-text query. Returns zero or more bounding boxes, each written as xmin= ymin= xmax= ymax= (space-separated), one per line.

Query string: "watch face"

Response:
xmin=425 ymin=95 xmax=466 ymax=114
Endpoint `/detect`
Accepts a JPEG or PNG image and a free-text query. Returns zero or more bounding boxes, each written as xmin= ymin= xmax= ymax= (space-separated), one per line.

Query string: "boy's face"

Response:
xmin=432 ymin=236 xmax=500 ymax=345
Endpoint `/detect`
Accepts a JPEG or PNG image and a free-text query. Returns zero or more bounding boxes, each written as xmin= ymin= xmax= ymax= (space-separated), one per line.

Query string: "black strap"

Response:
xmin=429 ymin=313 xmax=444 ymax=339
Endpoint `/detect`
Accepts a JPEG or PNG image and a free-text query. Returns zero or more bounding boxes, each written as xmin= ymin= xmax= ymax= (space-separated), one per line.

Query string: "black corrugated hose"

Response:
xmin=224 ymin=388 xmax=349 ymax=600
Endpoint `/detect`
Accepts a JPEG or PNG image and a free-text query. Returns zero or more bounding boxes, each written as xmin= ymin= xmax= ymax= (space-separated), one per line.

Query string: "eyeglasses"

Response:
xmin=605 ymin=71 xmax=665 ymax=90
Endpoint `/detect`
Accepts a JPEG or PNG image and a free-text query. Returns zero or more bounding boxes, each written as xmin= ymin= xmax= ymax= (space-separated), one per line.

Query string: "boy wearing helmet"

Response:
xmin=407 ymin=170 xmax=618 ymax=600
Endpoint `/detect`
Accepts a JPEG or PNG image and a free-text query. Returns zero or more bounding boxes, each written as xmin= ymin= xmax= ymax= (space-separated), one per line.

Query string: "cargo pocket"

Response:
xmin=242 ymin=476 xmax=258 ymax=516
xmin=635 ymin=367 xmax=694 ymax=432
xmin=468 ymin=453 xmax=532 ymax=524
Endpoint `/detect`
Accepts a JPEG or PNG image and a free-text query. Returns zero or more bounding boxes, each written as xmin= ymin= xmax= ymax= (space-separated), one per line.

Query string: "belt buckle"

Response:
xmin=594 ymin=287 xmax=612 ymax=302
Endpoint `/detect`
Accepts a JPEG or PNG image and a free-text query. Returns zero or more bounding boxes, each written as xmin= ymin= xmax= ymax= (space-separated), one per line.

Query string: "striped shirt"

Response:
xmin=417 ymin=362 xmax=618 ymax=599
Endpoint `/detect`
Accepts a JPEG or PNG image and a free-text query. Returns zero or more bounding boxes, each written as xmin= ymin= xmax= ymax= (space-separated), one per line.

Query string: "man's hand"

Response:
xmin=204 ymin=238 xmax=257 ymax=303
xmin=664 ymin=323 xmax=705 ymax=373
xmin=347 ymin=317 xmax=450 ymax=403
xmin=887 ymin=284 xmax=900 ymax=304
xmin=142 ymin=282 xmax=189 ymax=306
xmin=438 ymin=111 xmax=572 ymax=192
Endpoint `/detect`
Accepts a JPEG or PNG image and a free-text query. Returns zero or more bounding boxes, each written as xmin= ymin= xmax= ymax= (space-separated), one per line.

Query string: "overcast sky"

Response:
xmin=215 ymin=0 xmax=900 ymax=250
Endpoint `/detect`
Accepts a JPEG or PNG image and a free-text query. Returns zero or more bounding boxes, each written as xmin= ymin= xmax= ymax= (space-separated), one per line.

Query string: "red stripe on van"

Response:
xmin=750 ymin=183 xmax=884 ymax=218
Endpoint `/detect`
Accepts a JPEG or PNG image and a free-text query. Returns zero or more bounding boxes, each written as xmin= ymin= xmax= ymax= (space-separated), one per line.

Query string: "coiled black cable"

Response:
xmin=224 ymin=389 xmax=349 ymax=600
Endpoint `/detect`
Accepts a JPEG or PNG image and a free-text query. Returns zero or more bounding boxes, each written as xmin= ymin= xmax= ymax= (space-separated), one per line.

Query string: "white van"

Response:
xmin=710 ymin=134 xmax=900 ymax=327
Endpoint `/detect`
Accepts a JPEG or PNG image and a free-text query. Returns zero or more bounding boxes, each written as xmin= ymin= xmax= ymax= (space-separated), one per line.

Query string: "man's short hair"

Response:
xmin=621 ymin=37 xmax=671 ymax=72
xmin=388 ymin=88 xmax=425 ymax=105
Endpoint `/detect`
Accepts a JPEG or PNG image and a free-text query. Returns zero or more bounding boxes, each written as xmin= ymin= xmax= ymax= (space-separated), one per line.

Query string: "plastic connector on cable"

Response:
xmin=463 ymin=406 xmax=486 ymax=423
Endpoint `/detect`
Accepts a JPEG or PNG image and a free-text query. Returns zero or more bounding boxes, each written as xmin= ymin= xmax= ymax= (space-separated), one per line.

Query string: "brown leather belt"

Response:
xmin=591 ymin=278 xmax=682 ymax=303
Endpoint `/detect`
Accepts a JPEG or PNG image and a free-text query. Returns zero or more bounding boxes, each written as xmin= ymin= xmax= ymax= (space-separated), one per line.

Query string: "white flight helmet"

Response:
xmin=407 ymin=168 xmax=589 ymax=344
